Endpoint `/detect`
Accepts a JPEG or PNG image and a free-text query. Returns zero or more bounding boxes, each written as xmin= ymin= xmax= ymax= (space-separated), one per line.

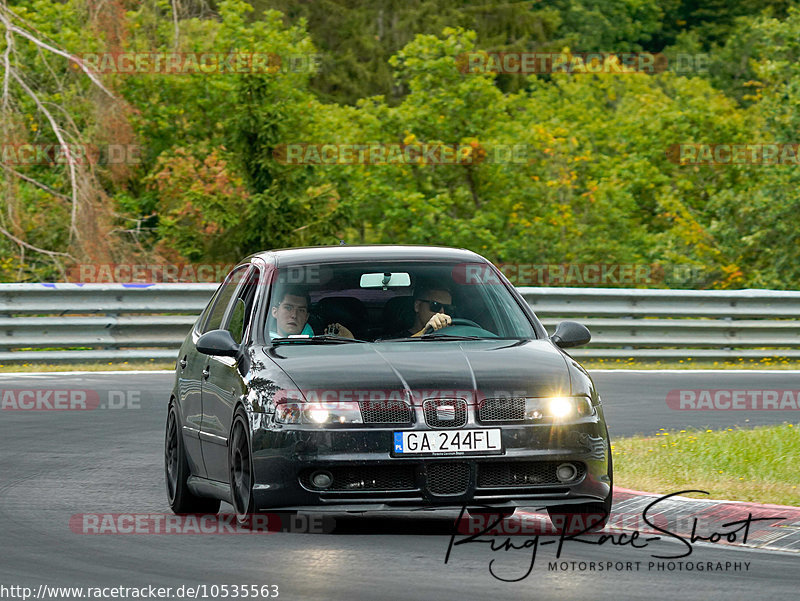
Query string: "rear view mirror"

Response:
xmin=550 ymin=321 xmax=591 ymax=349
xmin=360 ymin=272 xmax=411 ymax=288
xmin=196 ymin=329 xmax=240 ymax=356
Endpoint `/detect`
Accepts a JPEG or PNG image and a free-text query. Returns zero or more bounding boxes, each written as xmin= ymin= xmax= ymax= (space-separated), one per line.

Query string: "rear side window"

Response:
xmin=202 ymin=265 xmax=249 ymax=333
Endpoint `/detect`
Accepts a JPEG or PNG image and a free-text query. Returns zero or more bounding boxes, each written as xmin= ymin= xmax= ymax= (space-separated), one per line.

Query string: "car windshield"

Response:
xmin=265 ymin=260 xmax=538 ymax=343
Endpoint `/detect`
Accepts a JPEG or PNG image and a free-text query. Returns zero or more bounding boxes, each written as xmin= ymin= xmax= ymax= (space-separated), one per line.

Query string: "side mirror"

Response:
xmin=196 ymin=329 xmax=240 ymax=357
xmin=550 ymin=321 xmax=591 ymax=349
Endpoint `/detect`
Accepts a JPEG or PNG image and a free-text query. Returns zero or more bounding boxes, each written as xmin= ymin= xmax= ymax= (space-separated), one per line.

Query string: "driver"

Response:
xmin=405 ymin=287 xmax=454 ymax=337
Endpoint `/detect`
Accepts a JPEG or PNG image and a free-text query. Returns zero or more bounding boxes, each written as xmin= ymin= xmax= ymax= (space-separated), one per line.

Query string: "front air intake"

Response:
xmin=427 ymin=463 xmax=470 ymax=495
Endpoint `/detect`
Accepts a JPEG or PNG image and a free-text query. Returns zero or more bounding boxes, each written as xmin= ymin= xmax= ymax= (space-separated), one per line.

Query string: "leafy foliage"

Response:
xmin=3 ymin=0 xmax=800 ymax=288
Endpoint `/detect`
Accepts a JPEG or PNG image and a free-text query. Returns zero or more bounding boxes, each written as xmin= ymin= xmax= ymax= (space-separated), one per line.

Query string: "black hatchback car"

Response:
xmin=165 ymin=246 xmax=612 ymax=528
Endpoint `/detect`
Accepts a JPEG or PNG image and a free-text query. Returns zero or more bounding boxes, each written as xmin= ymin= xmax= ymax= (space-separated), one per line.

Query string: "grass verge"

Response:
xmin=612 ymin=423 xmax=800 ymax=506
xmin=0 ymin=360 xmax=174 ymax=373
xmin=582 ymin=357 xmax=800 ymax=370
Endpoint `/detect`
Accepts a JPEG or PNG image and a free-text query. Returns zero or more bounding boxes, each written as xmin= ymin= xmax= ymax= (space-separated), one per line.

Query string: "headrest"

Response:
xmin=316 ymin=296 xmax=368 ymax=337
xmin=381 ymin=296 xmax=415 ymax=335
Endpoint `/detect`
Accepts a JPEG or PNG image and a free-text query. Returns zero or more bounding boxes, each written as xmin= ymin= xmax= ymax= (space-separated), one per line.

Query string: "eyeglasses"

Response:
xmin=279 ymin=302 xmax=308 ymax=315
xmin=420 ymin=299 xmax=454 ymax=314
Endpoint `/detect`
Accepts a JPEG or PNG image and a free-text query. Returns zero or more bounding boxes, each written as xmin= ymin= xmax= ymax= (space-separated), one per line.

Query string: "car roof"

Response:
xmin=247 ymin=245 xmax=487 ymax=267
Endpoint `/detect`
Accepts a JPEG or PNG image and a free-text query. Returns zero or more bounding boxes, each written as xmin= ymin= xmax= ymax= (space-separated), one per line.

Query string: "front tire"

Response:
xmin=165 ymin=403 xmax=221 ymax=514
xmin=229 ymin=408 xmax=256 ymax=526
xmin=547 ymin=452 xmax=613 ymax=534
xmin=547 ymin=498 xmax=611 ymax=535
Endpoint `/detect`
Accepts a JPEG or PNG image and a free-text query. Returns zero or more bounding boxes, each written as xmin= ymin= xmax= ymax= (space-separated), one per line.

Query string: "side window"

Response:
xmin=223 ymin=265 xmax=262 ymax=344
xmin=228 ymin=298 xmax=246 ymax=344
xmin=195 ymin=295 xmax=215 ymax=332
xmin=202 ymin=266 xmax=248 ymax=333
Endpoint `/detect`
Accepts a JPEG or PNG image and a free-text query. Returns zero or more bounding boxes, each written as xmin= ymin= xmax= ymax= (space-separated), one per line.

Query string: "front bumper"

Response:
xmin=249 ymin=413 xmax=611 ymax=512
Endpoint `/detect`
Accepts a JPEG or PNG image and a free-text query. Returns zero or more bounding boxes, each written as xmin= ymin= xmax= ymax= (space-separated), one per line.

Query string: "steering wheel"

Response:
xmin=423 ymin=317 xmax=483 ymax=334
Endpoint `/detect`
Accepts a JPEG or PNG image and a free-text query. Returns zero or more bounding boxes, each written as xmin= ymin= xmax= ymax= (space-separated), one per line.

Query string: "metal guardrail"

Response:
xmin=520 ymin=287 xmax=800 ymax=360
xmin=0 ymin=283 xmax=217 ymax=314
xmin=1 ymin=284 xmax=799 ymax=363
xmin=520 ymin=287 xmax=800 ymax=319
xmin=0 ymin=284 xmax=217 ymax=364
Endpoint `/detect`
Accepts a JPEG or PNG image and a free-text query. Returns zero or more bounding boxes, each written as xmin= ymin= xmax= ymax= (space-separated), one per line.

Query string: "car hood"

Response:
xmin=261 ymin=339 xmax=573 ymax=403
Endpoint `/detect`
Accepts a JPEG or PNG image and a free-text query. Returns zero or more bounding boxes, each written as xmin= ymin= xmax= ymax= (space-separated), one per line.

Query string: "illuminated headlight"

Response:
xmin=524 ymin=396 xmax=593 ymax=421
xmin=548 ymin=397 xmax=574 ymax=419
xmin=274 ymin=402 xmax=363 ymax=425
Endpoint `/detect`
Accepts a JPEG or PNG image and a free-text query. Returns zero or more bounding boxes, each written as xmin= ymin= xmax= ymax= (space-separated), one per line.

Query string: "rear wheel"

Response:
xmin=229 ymin=408 xmax=256 ymax=526
xmin=165 ymin=403 xmax=220 ymax=514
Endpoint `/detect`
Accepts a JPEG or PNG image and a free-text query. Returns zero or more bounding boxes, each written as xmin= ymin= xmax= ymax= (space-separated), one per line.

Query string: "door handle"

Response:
xmin=202 ymin=367 xmax=210 ymax=379
xmin=179 ymin=357 xmax=187 ymax=369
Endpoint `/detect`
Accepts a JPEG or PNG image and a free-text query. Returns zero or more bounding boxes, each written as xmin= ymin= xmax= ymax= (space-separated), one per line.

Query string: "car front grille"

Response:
xmin=477 ymin=397 xmax=526 ymax=422
xmin=477 ymin=461 xmax=587 ymax=487
xmin=423 ymin=398 xmax=467 ymax=428
xmin=300 ymin=466 xmax=417 ymax=491
xmin=359 ymin=400 xmax=412 ymax=424
xmin=427 ymin=462 xmax=470 ymax=495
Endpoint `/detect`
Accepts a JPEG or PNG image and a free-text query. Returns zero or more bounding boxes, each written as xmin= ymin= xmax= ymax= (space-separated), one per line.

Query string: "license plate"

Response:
xmin=393 ymin=429 xmax=502 ymax=455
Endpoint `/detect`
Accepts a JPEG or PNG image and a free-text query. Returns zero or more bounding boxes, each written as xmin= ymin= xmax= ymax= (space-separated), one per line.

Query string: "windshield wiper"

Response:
xmin=418 ymin=333 xmax=483 ymax=340
xmin=310 ymin=334 xmax=366 ymax=343
xmin=379 ymin=333 xmax=484 ymax=341
xmin=271 ymin=335 xmax=366 ymax=344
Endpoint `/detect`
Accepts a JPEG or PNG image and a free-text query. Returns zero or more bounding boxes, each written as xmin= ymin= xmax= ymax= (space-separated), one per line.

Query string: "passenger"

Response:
xmin=269 ymin=286 xmax=353 ymax=339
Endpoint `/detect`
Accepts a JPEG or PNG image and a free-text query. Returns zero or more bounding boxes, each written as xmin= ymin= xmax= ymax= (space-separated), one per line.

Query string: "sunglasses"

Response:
xmin=420 ymin=299 xmax=454 ymax=314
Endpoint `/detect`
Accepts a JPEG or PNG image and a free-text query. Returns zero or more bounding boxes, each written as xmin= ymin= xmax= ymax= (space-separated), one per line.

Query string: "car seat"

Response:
xmin=314 ymin=296 xmax=369 ymax=339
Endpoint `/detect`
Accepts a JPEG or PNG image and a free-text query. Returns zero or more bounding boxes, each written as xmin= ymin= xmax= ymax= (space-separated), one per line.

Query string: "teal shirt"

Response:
xmin=269 ymin=322 xmax=314 ymax=339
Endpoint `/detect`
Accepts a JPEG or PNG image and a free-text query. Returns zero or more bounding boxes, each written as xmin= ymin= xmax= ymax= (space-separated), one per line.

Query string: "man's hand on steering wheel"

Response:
xmin=414 ymin=313 xmax=452 ymax=336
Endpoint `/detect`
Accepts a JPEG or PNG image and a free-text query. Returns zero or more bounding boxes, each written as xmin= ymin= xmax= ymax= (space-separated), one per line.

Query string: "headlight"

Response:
xmin=548 ymin=397 xmax=575 ymax=419
xmin=274 ymin=401 xmax=363 ymax=425
xmin=524 ymin=396 xmax=593 ymax=421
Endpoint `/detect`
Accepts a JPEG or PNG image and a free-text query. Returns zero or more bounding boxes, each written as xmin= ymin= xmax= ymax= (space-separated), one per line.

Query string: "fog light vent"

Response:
xmin=311 ymin=471 xmax=333 ymax=489
xmin=556 ymin=463 xmax=578 ymax=483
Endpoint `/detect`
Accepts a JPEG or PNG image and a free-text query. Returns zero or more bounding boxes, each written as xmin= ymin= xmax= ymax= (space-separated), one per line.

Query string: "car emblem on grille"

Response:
xmin=435 ymin=404 xmax=456 ymax=421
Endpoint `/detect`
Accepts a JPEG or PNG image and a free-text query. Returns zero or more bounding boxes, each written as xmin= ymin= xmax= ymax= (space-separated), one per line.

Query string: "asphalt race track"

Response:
xmin=591 ymin=370 xmax=800 ymax=436
xmin=0 ymin=370 xmax=798 ymax=601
